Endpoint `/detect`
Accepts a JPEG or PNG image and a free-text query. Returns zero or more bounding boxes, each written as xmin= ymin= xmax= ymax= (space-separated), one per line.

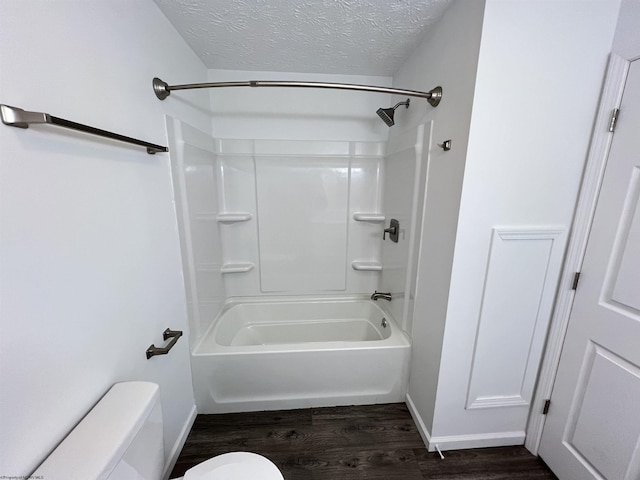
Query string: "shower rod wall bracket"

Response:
xmin=427 ymin=86 xmax=442 ymax=108
xmin=153 ymin=77 xmax=442 ymax=107
xmin=153 ymin=77 xmax=170 ymax=101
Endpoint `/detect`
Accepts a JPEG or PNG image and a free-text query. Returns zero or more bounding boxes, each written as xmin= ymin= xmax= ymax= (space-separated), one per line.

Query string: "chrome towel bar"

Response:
xmin=0 ymin=104 xmax=168 ymax=154
xmin=146 ymin=328 xmax=183 ymax=359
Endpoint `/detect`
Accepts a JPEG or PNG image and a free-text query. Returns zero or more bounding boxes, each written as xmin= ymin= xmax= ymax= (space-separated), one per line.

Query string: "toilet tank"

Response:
xmin=33 ymin=382 xmax=165 ymax=480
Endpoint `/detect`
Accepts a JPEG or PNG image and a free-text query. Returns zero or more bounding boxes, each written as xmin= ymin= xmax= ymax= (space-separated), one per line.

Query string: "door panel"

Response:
xmin=539 ymin=59 xmax=640 ymax=480
xmin=565 ymin=343 xmax=640 ymax=479
xmin=608 ymin=166 xmax=640 ymax=311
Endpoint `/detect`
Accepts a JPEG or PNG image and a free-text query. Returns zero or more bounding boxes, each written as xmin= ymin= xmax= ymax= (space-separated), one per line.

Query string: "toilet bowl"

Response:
xmin=33 ymin=382 xmax=284 ymax=480
xmin=179 ymin=452 xmax=283 ymax=480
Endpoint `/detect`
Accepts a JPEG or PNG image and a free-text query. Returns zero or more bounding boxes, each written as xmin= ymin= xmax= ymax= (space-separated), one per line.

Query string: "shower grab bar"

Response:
xmin=0 ymin=104 xmax=168 ymax=155
xmin=146 ymin=328 xmax=183 ymax=359
xmin=153 ymin=78 xmax=443 ymax=107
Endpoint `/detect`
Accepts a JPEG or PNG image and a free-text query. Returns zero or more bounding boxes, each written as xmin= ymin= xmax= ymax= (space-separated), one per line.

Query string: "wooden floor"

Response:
xmin=170 ymin=403 xmax=558 ymax=479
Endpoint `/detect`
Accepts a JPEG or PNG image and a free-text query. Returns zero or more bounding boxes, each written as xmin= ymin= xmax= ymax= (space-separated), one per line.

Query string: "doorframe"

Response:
xmin=525 ymin=53 xmax=630 ymax=454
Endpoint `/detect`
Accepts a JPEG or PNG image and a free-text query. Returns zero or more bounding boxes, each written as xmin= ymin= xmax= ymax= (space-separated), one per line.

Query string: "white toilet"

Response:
xmin=33 ymin=381 xmax=284 ymax=480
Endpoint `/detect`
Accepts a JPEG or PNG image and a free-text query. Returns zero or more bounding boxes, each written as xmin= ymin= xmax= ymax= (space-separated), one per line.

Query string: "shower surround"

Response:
xmin=167 ymin=109 xmax=429 ymax=411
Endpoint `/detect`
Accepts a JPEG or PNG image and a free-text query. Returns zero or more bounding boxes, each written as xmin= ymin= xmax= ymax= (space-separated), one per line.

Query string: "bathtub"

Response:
xmin=191 ymin=297 xmax=411 ymax=413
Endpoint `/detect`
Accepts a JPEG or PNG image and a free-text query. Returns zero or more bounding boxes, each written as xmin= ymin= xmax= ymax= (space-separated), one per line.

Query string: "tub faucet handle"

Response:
xmin=383 ymin=226 xmax=396 ymax=238
xmin=383 ymin=219 xmax=399 ymax=243
xmin=371 ymin=291 xmax=392 ymax=301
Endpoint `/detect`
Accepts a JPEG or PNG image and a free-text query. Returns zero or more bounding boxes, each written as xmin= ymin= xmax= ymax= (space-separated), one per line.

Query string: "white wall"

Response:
xmin=207 ymin=69 xmax=392 ymax=142
xmin=394 ymin=0 xmax=487 ymax=436
xmin=0 ymin=1 xmax=211 ymax=476
xmin=612 ymin=0 xmax=640 ymax=57
xmin=430 ymin=0 xmax=620 ymax=447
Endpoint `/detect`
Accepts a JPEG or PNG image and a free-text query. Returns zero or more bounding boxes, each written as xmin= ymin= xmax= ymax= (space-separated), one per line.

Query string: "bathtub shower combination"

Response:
xmin=166 ymin=78 xmax=435 ymax=414
xmin=191 ymin=298 xmax=410 ymax=413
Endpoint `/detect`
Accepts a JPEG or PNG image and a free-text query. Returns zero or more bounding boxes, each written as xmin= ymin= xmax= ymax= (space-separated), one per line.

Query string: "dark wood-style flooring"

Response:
xmin=170 ymin=403 xmax=558 ymax=479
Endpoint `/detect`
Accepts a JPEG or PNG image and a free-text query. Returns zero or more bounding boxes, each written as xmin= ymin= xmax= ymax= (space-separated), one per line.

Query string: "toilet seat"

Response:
xmin=182 ymin=452 xmax=284 ymax=480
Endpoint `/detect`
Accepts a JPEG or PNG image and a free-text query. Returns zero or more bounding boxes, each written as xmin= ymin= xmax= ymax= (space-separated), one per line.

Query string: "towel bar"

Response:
xmin=146 ymin=328 xmax=183 ymax=359
xmin=1 ymin=104 xmax=168 ymax=154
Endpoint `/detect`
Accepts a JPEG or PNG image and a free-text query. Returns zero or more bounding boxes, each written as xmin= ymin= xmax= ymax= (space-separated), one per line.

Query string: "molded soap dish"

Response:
xmin=351 ymin=261 xmax=382 ymax=271
xmin=221 ymin=263 xmax=255 ymax=273
xmin=217 ymin=213 xmax=252 ymax=223
xmin=353 ymin=213 xmax=386 ymax=222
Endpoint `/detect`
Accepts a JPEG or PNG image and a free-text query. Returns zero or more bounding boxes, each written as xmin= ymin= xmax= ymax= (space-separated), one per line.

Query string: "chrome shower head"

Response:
xmin=376 ymin=98 xmax=410 ymax=127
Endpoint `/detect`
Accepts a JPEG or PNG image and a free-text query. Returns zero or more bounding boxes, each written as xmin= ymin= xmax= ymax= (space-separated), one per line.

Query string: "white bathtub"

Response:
xmin=191 ymin=297 xmax=411 ymax=413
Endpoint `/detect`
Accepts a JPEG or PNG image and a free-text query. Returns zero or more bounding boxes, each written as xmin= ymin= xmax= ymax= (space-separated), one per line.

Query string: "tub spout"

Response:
xmin=371 ymin=291 xmax=392 ymax=301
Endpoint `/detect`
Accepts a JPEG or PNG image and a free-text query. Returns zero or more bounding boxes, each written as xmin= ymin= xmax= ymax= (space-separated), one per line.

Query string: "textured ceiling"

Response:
xmin=153 ymin=0 xmax=453 ymax=76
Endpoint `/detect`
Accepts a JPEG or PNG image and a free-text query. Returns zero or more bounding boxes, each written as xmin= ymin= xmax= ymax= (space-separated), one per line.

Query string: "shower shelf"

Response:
xmin=353 ymin=213 xmax=386 ymax=222
xmin=351 ymin=261 xmax=382 ymax=271
xmin=221 ymin=263 xmax=255 ymax=274
xmin=217 ymin=212 xmax=252 ymax=223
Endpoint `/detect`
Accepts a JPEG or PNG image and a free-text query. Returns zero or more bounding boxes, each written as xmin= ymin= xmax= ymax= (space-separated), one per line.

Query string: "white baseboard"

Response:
xmin=405 ymin=393 xmax=431 ymax=449
xmin=163 ymin=404 xmax=197 ymax=480
xmin=429 ymin=430 xmax=526 ymax=452
xmin=405 ymin=394 xmax=525 ymax=452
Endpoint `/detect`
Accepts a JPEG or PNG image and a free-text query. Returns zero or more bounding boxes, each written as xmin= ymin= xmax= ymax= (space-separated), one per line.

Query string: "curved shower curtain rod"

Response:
xmin=152 ymin=77 xmax=443 ymax=107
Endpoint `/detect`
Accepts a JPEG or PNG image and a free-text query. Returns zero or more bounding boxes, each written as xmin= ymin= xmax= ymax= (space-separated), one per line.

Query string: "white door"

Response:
xmin=538 ymin=59 xmax=640 ymax=479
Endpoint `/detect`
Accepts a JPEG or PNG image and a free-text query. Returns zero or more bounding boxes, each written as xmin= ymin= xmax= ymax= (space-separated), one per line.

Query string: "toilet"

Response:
xmin=33 ymin=382 xmax=284 ymax=480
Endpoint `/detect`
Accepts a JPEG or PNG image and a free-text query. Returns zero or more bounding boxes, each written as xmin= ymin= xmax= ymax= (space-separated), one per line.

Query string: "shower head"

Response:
xmin=376 ymin=98 xmax=410 ymax=127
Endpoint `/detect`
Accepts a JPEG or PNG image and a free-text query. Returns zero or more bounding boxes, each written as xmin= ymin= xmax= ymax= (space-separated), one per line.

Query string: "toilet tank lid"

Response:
xmin=34 ymin=382 xmax=161 ymax=480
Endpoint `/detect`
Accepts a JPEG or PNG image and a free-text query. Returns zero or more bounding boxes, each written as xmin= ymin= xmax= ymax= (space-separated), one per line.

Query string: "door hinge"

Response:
xmin=542 ymin=399 xmax=551 ymax=415
xmin=571 ymin=272 xmax=581 ymax=290
xmin=608 ymin=108 xmax=620 ymax=133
